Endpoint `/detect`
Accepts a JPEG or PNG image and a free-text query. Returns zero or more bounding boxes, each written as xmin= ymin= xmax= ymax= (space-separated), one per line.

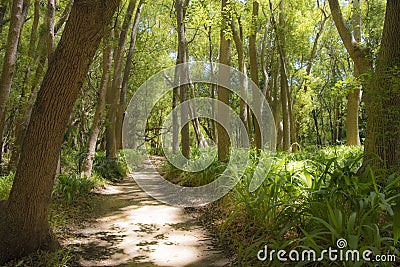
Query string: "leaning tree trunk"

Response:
xmin=81 ymin=29 xmax=114 ymax=178
xmin=0 ymin=0 xmax=120 ymax=263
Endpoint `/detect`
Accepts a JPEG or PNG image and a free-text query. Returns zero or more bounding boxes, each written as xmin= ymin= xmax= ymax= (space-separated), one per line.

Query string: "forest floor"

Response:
xmin=57 ymin=159 xmax=233 ymax=267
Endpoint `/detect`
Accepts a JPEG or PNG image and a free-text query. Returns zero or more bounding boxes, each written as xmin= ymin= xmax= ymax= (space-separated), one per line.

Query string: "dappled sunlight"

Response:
xmin=62 ymin=177 xmax=230 ymax=266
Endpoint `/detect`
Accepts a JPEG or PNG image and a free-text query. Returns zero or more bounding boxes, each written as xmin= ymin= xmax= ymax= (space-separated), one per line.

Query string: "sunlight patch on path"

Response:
xmin=62 ymin=172 xmax=231 ymax=266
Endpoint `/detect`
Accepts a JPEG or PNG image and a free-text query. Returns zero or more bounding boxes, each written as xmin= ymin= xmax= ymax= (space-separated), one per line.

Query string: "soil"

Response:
xmin=60 ymin=163 xmax=234 ymax=266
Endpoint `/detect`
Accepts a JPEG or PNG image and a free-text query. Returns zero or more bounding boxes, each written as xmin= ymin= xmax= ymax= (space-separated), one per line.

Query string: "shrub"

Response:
xmin=52 ymin=173 xmax=96 ymax=203
xmin=164 ymin=145 xmax=400 ymax=266
xmin=0 ymin=172 xmax=14 ymax=200
xmin=92 ymin=151 xmax=127 ymax=181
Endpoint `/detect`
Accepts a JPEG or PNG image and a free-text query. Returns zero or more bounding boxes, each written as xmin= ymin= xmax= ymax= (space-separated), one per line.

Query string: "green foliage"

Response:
xmin=52 ymin=173 xmax=96 ymax=203
xmin=165 ymin=146 xmax=399 ymax=266
xmin=0 ymin=172 xmax=14 ymax=200
xmin=4 ymin=248 xmax=73 ymax=267
xmin=92 ymin=151 xmax=127 ymax=181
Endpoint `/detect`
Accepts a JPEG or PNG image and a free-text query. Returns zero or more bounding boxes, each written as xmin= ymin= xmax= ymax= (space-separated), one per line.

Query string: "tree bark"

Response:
xmin=217 ymin=0 xmax=231 ymax=162
xmin=176 ymin=0 xmax=190 ymax=158
xmin=363 ymin=0 xmax=400 ymax=176
xmin=249 ymin=0 xmax=262 ymax=151
xmin=0 ymin=0 xmax=120 ymax=263
xmin=47 ymin=0 xmax=55 ymax=61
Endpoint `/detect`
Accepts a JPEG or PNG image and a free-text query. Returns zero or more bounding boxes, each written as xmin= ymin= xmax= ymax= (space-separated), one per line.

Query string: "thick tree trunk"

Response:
xmin=0 ymin=0 xmax=27 ymax=166
xmin=217 ymin=0 xmax=231 ymax=162
xmin=0 ymin=0 xmax=120 ymax=263
xmin=363 ymin=0 xmax=400 ymax=176
xmin=82 ymin=29 xmax=114 ymax=177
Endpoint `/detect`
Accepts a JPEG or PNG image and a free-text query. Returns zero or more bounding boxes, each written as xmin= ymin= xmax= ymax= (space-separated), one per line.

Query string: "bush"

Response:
xmin=0 ymin=172 xmax=14 ymax=200
xmin=92 ymin=151 xmax=127 ymax=181
xmin=52 ymin=173 xmax=96 ymax=203
xmin=164 ymin=146 xmax=400 ymax=266
xmin=4 ymin=248 xmax=73 ymax=267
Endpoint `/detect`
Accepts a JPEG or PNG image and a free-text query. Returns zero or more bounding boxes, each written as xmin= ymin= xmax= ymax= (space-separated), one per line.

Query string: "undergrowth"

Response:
xmin=164 ymin=145 xmax=400 ymax=266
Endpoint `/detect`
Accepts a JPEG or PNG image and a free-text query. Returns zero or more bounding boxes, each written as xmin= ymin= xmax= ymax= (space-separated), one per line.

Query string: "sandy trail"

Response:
xmin=62 ymin=167 xmax=231 ymax=267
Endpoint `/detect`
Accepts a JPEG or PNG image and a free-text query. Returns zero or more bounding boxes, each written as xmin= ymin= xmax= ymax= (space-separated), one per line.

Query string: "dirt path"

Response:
xmin=62 ymin=166 xmax=232 ymax=266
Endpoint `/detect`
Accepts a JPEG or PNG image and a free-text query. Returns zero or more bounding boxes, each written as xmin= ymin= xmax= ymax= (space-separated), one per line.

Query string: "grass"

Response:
xmin=163 ymin=145 xmax=400 ymax=266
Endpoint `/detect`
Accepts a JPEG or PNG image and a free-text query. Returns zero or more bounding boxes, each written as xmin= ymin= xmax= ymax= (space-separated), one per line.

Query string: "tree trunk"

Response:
xmin=277 ymin=1 xmax=291 ymax=151
xmin=0 ymin=0 xmax=120 ymax=263
xmin=82 ymin=29 xmax=114 ymax=177
xmin=363 ymin=0 xmax=400 ymax=176
xmin=0 ymin=0 xmax=27 ymax=166
xmin=231 ymin=19 xmax=249 ymax=146
xmin=188 ymin=81 xmax=207 ymax=148
xmin=47 ymin=0 xmax=55 ymax=61
xmin=249 ymin=0 xmax=262 ymax=151
xmin=207 ymin=26 xmax=217 ymax=141
xmin=176 ymin=0 xmax=190 ymax=158
xmin=346 ymin=0 xmax=362 ymax=146
xmin=328 ymin=0 xmax=372 ymax=146
xmin=106 ymin=0 xmax=136 ymax=159
xmin=217 ymin=0 xmax=231 ymax=162
xmin=116 ymin=0 xmax=144 ymax=152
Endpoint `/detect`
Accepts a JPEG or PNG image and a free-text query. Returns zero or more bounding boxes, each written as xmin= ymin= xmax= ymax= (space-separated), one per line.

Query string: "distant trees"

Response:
xmin=0 ymin=0 xmax=26 ymax=167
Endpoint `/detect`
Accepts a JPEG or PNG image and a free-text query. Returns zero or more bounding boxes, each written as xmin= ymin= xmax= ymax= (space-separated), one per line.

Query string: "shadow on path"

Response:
xmin=62 ymin=166 xmax=231 ymax=267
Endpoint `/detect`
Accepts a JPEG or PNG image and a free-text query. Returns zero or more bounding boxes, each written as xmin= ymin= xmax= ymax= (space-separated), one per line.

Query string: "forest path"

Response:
xmin=62 ymin=163 xmax=231 ymax=267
